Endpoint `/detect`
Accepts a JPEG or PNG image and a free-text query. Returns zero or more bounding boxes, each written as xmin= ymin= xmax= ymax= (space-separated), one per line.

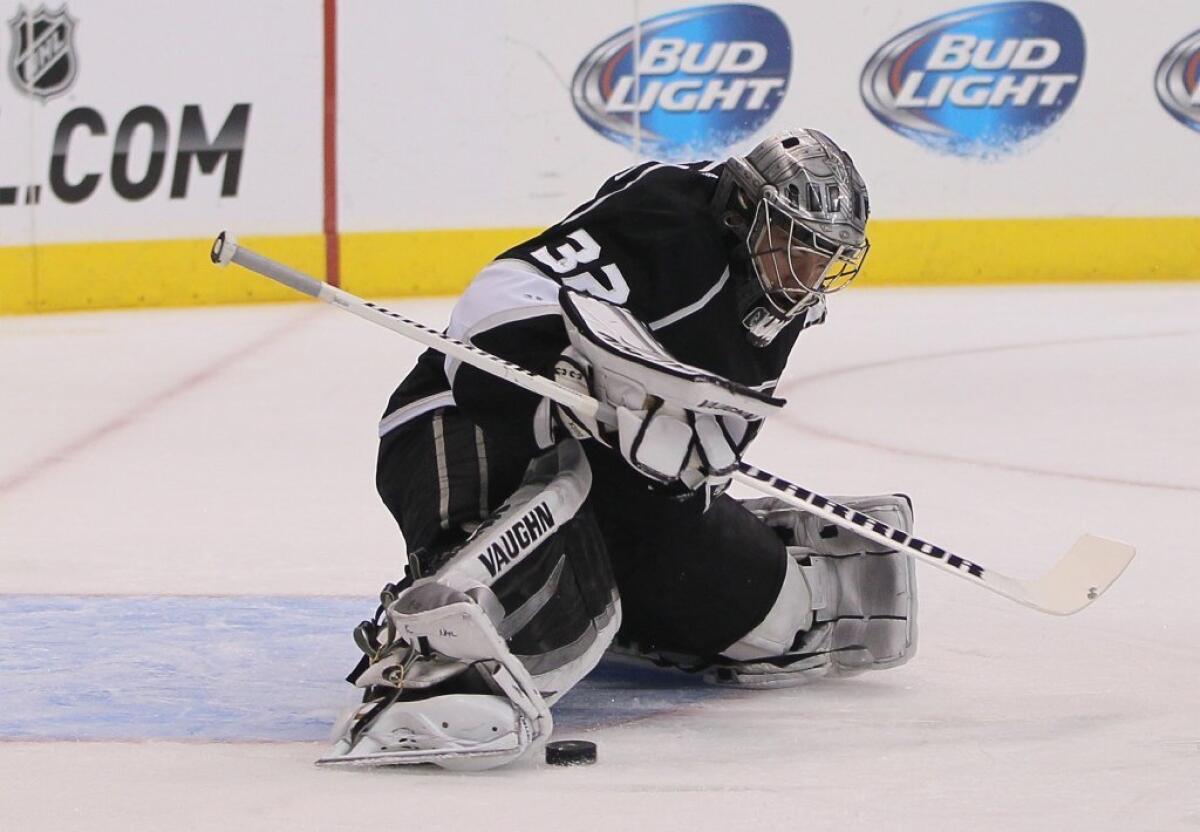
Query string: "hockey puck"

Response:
xmin=545 ymin=740 xmax=597 ymax=766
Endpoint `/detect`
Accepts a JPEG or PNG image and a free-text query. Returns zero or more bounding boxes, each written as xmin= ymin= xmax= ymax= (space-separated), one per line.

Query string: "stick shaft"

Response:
xmin=212 ymin=233 xmax=1132 ymax=615
xmin=214 ymin=233 xmax=609 ymax=423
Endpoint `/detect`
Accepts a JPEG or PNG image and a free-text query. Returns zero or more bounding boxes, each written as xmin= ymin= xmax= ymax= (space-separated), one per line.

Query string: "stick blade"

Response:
xmin=1027 ymin=534 xmax=1135 ymax=615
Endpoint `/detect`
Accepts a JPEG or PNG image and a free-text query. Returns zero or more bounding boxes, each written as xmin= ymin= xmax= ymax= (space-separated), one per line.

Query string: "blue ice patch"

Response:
xmin=0 ymin=596 xmax=724 ymax=742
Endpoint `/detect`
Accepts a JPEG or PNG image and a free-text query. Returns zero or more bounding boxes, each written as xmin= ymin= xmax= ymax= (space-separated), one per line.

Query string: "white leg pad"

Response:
xmin=719 ymin=556 xmax=813 ymax=661
xmin=705 ymin=494 xmax=919 ymax=688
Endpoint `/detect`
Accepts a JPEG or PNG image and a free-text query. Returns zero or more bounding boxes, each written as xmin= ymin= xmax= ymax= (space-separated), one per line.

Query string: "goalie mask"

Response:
xmin=717 ymin=129 xmax=871 ymax=346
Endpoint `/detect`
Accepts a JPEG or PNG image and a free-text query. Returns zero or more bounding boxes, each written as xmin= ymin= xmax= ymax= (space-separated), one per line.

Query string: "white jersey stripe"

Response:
xmin=432 ymin=411 xmax=451 ymax=530
xmin=378 ymin=391 xmax=456 ymax=437
xmin=444 ymin=301 xmax=561 ymax=387
xmin=648 ymin=267 xmax=730 ymax=331
xmin=561 ymin=163 xmax=717 ymax=226
xmin=561 ymin=163 xmax=668 ymax=225
xmin=474 ymin=425 xmax=489 ymax=520
xmin=443 ymin=260 xmax=563 ymax=386
xmin=611 ymin=160 xmax=655 ymax=183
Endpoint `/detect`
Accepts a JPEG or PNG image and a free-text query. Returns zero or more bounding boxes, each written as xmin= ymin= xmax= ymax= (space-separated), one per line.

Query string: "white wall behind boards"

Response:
xmin=338 ymin=1 xmax=1200 ymax=230
xmin=0 ymin=0 xmax=322 ymax=246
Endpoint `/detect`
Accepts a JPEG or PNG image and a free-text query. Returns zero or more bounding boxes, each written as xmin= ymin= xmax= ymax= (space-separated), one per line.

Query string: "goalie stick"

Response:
xmin=210 ymin=232 xmax=1135 ymax=616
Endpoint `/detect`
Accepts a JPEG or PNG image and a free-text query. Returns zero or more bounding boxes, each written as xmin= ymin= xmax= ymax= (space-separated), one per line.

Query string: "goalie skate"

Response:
xmin=319 ymin=692 xmax=533 ymax=771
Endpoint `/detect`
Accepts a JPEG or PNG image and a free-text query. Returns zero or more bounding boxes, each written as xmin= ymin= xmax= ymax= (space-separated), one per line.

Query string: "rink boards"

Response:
xmin=2 ymin=1 xmax=1200 ymax=313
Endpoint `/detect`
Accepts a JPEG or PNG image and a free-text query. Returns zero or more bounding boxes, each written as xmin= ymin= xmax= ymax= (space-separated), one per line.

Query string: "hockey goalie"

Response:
xmin=321 ymin=129 xmax=919 ymax=770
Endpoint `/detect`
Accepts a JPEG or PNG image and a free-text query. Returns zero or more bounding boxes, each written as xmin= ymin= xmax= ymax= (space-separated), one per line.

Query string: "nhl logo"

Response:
xmin=8 ymin=5 xmax=78 ymax=101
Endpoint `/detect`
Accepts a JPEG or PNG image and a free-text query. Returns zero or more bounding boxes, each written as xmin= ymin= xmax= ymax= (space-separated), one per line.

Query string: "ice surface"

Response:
xmin=1 ymin=285 xmax=1197 ymax=831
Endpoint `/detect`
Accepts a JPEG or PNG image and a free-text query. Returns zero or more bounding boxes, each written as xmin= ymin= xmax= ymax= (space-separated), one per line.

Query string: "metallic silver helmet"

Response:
xmin=719 ymin=129 xmax=871 ymax=346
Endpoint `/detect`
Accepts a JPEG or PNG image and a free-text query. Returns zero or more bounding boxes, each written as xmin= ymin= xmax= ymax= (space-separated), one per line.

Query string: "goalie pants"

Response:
xmin=377 ymin=407 xmax=790 ymax=659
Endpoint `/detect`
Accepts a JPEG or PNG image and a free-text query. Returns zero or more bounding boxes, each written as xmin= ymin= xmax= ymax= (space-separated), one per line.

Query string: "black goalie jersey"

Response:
xmin=379 ymin=160 xmax=827 ymax=455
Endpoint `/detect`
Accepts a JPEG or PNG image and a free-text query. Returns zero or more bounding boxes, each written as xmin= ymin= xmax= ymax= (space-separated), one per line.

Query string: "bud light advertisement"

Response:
xmin=1155 ymin=29 xmax=1200 ymax=133
xmin=571 ymin=4 xmax=791 ymax=158
xmin=860 ymin=2 xmax=1085 ymax=158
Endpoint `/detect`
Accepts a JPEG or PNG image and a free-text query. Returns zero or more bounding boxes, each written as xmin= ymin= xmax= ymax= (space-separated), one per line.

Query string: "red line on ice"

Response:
xmin=776 ymin=327 xmax=1200 ymax=494
xmin=0 ymin=309 xmax=317 ymax=498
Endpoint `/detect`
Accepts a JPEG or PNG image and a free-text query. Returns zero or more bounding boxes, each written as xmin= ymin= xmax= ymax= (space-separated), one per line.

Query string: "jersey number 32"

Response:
xmin=530 ymin=229 xmax=630 ymax=304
